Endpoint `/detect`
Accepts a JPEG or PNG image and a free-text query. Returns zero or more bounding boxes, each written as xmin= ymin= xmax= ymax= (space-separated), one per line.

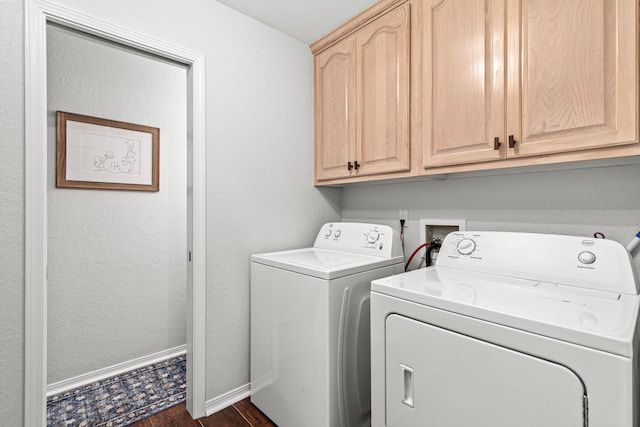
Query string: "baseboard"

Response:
xmin=46 ymin=344 xmax=187 ymax=397
xmin=205 ymin=383 xmax=251 ymax=416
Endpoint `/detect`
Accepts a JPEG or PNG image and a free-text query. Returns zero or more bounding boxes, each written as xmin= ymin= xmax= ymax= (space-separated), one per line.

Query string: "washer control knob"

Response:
xmin=333 ymin=229 xmax=342 ymax=238
xmin=324 ymin=229 xmax=332 ymax=238
xmin=578 ymin=251 xmax=596 ymax=265
xmin=367 ymin=230 xmax=380 ymax=244
xmin=457 ymin=238 xmax=476 ymax=255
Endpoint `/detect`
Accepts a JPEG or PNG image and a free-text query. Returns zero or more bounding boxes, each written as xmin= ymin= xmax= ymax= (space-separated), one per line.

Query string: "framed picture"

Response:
xmin=56 ymin=111 xmax=160 ymax=191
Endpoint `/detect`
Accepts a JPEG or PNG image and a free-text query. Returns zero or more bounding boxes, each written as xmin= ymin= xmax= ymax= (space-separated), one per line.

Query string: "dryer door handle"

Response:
xmin=401 ymin=364 xmax=414 ymax=408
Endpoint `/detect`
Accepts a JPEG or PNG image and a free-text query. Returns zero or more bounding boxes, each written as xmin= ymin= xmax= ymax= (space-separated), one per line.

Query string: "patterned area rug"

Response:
xmin=47 ymin=354 xmax=186 ymax=427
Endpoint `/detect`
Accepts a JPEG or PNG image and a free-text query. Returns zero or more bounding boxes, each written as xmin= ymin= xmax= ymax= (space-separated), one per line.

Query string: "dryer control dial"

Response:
xmin=457 ymin=238 xmax=476 ymax=255
xmin=367 ymin=230 xmax=380 ymax=244
xmin=578 ymin=251 xmax=596 ymax=265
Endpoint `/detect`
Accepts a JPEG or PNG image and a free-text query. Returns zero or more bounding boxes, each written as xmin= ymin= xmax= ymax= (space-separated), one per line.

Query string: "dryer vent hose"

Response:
xmin=627 ymin=231 xmax=640 ymax=255
xmin=425 ymin=242 xmax=442 ymax=267
xmin=405 ymin=242 xmax=429 ymax=271
xmin=405 ymin=240 xmax=442 ymax=271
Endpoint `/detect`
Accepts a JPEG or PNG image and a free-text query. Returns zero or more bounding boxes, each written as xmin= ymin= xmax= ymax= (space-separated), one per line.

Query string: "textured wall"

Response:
xmin=342 ymin=161 xmax=640 ymax=272
xmin=0 ymin=0 xmax=25 ymax=424
xmin=200 ymin=5 xmax=342 ymax=398
xmin=215 ymin=0 xmax=376 ymax=43
xmin=10 ymin=0 xmax=640 ymax=422
xmin=47 ymin=25 xmax=188 ymax=383
xmin=43 ymin=0 xmax=342 ymax=402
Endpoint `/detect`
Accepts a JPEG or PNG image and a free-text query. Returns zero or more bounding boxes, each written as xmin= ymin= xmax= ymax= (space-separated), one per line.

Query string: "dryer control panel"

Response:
xmin=314 ymin=222 xmax=401 ymax=259
xmin=437 ymin=231 xmax=638 ymax=295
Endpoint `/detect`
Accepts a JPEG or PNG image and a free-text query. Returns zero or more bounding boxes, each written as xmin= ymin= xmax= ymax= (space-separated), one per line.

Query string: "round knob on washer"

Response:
xmin=367 ymin=230 xmax=380 ymax=243
xmin=578 ymin=251 xmax=596 ymax=264
xmin=579 ymin=312 xmax=598 ymax=329
xmin=324 ymin=229 xmax=332 ymax=238
xmin=457 ymin=238 xmax=476 ymax=255
xmin=334 ymin=229 xmax=342 ymax=238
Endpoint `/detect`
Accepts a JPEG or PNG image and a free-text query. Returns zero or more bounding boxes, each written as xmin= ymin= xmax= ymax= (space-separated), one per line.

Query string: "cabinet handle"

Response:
xmin=354 ymin=160 xmax=360 ymax=170
xmin=347 ymin=161 xmax=353 ymax=171
xmin=493 ymin=137 xmax=501 ymax=150
xmin=508 ymin=135 xmax=517 ymax=148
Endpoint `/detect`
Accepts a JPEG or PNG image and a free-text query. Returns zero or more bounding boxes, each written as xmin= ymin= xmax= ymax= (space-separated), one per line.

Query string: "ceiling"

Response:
xmin=216 ymin=0 xmax=378 ymax=44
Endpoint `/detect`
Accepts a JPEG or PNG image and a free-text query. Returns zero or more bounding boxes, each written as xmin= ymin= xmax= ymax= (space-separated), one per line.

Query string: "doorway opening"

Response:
xmin=25 ymin=1 xmax=207 ymax=425
xmin=46 ymin=23 xmax=188 ymax=425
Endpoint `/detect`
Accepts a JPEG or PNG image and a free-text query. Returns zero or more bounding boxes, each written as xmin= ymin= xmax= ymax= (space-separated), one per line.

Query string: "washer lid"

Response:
xmin=372 ymin=266 xmax=640 ymax=357
xmin=252 ymin=248 xmax=402 ymax=280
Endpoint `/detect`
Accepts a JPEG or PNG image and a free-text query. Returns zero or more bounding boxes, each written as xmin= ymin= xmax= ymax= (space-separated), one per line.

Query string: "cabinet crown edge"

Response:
xmin=309 ymin=0 xmax=409 ymax=54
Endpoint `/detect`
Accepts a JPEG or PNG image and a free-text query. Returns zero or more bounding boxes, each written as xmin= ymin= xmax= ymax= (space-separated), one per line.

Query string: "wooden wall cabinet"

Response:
xmin=314 ymin=36 xmax=357 ymax=181
xmin=312 ymin=1 xmax=412 ymax=183
xmin=422 ymin=0 xmax=506 ymax=167
xmin=422 ymin=0 xmax=639 ymax=170
xmin=312 ymin=0 xmax=639 ymax=185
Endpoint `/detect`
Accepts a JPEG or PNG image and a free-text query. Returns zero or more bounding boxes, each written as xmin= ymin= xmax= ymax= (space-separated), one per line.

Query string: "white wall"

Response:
xmin=342 ymin=161 xmax=640 ymax=272
xmin=35 ymin=0 xmax=342 ymax=403
xmin=0 ymin=0 xmax=25 ymax=424
xmin=46 ymin=25 xmax=188 ymax=383
xmin=200 ymin=7 xmax=342 ymax=398
xmin=5 ymin=2 xmax=640 ymax=424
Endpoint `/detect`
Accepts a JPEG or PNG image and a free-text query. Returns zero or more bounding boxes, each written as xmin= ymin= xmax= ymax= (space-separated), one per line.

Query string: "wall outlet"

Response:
xmin=419 ymin=218 xmax=466 ymax=243
xmin=399 ymin=210 xmax=409 ymax=221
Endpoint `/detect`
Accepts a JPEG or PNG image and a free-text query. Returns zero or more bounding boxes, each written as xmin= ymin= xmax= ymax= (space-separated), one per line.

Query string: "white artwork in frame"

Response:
xmin=56 ymin=111 xmax=159 ymax=191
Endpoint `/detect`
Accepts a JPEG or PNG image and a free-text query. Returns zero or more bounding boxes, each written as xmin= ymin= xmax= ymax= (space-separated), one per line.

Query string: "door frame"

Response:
xmin=24 ymin=0 xmax=208 ymax=424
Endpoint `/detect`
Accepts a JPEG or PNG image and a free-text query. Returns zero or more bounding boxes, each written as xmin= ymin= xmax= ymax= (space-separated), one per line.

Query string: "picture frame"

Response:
xmin=56 ymin=111 xmax=160 ymax=191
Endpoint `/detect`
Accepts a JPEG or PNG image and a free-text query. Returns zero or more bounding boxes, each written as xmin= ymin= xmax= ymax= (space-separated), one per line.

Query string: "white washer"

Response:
xmin=251 ymin=222 xmax=403 ymax=427
xmin=371 ymin=231 xmax=640 ymax=427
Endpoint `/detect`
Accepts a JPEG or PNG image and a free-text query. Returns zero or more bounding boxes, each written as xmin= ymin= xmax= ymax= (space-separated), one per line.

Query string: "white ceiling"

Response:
xmin=216 ymin=0 xmax=378 ymax=44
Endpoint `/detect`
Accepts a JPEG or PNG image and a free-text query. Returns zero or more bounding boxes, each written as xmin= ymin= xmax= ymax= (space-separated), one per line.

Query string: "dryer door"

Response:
xmin=385 ymin=315 xmax=586 ymax=427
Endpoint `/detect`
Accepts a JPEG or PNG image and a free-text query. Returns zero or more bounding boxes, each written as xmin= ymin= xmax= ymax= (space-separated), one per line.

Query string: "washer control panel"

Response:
xmin=456 ymin=238 xmax=477 ymax=255
xmin=314 ymin=222 xmax=401 ymax=258
xmin=437 ymin=231 xmax=638 ymax=295
xmin=578 ymin=251 xmax=596 ymax=265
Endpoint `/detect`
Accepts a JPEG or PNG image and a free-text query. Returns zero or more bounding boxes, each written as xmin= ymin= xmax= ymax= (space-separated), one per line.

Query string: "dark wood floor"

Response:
xmin=129 ymin=398 xmax=277 ymax=427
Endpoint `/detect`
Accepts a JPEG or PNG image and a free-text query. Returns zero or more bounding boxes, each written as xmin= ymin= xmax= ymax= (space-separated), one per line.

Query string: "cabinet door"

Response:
xmin=423 ymin=0 xmax=506 ymax=167
xmin=508 ymin=0 xmax=638 ymax=157
xmin=315 ymin=36 xmax=357 ymax=181
xmin=356 ymin=3 xmax=411 ymax=176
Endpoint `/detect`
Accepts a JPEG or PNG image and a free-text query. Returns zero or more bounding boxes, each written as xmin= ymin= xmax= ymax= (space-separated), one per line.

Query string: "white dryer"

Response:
xmin=371 ymin=231 xmax=640 ymax=427
xmin=251 ymin=222 xmax=403 ymax=427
